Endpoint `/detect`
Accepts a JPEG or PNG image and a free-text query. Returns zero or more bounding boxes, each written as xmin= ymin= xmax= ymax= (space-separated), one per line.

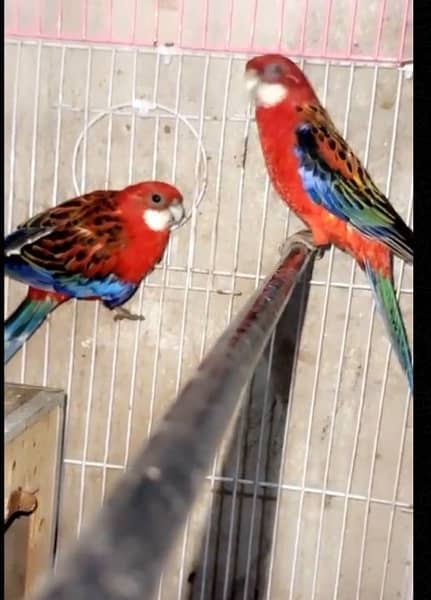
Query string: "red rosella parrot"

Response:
xmin=245 ymin=54 xmax=413 ymax=391
xmin=4 ymin=181 xmax=185 ymax=363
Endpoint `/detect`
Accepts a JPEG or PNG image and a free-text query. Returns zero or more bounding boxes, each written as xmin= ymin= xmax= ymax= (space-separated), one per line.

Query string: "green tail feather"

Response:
xmin=364 ymin=261 xmax=413 ymax=392
xmin=4 ymin=295 xmax=60 ymax=364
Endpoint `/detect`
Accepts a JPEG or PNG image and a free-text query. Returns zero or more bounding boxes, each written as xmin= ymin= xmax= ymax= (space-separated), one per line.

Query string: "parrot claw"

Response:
xmin=280 ymin=229 xmax=328 ymax=260
xmin=113 ymin=307 xmax=146 ymax=322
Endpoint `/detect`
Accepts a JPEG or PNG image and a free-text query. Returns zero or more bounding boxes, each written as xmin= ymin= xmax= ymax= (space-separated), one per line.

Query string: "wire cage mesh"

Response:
xmin=5 ymin=1 xmax=413 ymax=598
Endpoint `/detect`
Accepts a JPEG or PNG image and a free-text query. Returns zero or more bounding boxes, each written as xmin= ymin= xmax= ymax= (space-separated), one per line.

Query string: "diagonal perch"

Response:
xmin=33 ymin=234 xmax=319 ymax=600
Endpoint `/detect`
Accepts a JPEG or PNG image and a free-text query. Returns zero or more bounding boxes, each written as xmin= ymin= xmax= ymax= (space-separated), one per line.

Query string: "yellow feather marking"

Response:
xmin=353 ymin=175 xmax=364 ymax=187
xmin=77 ymin=226 xmax=92 ymax=236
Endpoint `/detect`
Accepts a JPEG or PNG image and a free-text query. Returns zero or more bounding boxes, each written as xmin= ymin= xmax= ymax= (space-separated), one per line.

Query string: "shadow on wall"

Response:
xmin=186 ymin=258 xmax=315 ymax=600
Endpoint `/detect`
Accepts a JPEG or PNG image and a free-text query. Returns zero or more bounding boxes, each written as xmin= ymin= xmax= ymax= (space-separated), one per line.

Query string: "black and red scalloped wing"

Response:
xmin=294 ymin=103 xmax=413 ymax=263
xmin=8 ymin=190 xmax=128 ymax=280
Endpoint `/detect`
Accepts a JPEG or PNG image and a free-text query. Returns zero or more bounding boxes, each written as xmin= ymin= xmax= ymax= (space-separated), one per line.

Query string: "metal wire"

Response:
xmin=71 ymin=101 xmax=208 ymax=229
xmin=173 ymin=53 xmax=210 ymax=600
xmin=354 ymin=68 xmax=407 ymax=599
xmin=5 ymin=40 xmax=21 ymax=314
xmin=309 ymin=62 xmax=357 ymax=599
xmin=378 ymin=186 xmax=413 ymax=600
xmin=197 ymin=55 xmax=235 ymax=600
xmin=287 ymin=62 xmax=333 ymax=600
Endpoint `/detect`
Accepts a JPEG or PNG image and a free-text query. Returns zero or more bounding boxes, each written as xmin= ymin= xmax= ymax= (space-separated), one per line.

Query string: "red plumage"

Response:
xmin=4 ymin=181 xmax=185 ymax=363
xmin=245 ymin=54 xmax=412 ymax=278
xmin=15 ymin=181 xmax=184 ymax=287
xmin=254 ymin=99 xmax=392 ymax=275
xmin=245 ymin=53 xmax=413 ymax=390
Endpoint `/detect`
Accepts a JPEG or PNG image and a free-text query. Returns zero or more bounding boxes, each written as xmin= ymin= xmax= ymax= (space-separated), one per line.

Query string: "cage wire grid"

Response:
xmin=5 ymin=1 xmax=412 ymax=599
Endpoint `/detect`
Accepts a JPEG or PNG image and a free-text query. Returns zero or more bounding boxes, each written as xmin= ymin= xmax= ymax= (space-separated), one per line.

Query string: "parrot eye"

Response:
xmin=264 ymin=63 xmax=283 ymax=80
xmin=151 ymin=194 xmax=162 ymax=204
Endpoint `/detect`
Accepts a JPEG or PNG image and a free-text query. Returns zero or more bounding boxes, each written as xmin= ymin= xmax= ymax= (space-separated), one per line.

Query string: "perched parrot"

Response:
xmin=4 ymin=181 xmax=185 ymax=363
xmin=245 ymin=54 xmax=413 ymax=391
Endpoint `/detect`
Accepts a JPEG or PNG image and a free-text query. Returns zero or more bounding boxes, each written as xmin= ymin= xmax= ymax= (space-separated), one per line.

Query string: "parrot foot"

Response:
xmin=113 ymin=307 xmax=146 ymax=322
xmin=280 ymin=229 xmax=328 ymax=260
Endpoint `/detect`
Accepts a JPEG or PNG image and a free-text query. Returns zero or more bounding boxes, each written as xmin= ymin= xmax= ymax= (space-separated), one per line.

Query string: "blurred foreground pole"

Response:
xmin=34 ymin=235 xmax=317 ymax=600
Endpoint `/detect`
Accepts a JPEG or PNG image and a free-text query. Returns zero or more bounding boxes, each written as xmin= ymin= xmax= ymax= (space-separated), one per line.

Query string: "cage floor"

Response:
xmin=5 ymin=34 xmax=412 ymax=600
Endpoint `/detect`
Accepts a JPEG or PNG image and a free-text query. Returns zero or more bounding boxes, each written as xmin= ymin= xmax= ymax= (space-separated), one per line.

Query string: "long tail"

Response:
xmin=4 ymin=288 xmax=66 ymax=364
xmin=364 ymin=261 xmax=413 ymax=393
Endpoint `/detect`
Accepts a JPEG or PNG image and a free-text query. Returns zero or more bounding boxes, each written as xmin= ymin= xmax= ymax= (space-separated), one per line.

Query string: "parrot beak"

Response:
xmin=245 ymin=68 xmax=260 ymax=95
xmin=169 ymin=201 xmax=185 ymax=227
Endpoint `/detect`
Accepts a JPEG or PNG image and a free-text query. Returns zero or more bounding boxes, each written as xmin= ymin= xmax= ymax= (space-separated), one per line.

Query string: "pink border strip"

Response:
xmin=5 ymin=0 xmax=412 ymax=63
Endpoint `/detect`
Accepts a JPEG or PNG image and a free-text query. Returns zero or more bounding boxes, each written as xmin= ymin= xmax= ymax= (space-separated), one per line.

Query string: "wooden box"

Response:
xmin=4 ymin=384 xmax=66 ymax=599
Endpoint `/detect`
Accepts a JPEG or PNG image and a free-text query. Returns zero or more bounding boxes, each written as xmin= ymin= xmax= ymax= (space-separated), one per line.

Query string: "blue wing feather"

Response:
xmin=4 ymin=206 xmax=138 ymax=310
xmin=4 ymin=257 xmax=137 ymax=309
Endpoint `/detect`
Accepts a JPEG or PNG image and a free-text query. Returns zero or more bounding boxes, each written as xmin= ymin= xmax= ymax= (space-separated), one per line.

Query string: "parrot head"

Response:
xmin=120 ymin=181 xmax=185 ymax=232
xmin=245 ymin=54 xmax=314 ymax=109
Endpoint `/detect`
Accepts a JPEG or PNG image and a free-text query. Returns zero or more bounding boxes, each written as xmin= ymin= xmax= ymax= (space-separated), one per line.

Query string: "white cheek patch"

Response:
xmin=143 ymin=208 xmax=172 ymax=232
xmin=255 ymin=82 xmax=288 ymax=107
